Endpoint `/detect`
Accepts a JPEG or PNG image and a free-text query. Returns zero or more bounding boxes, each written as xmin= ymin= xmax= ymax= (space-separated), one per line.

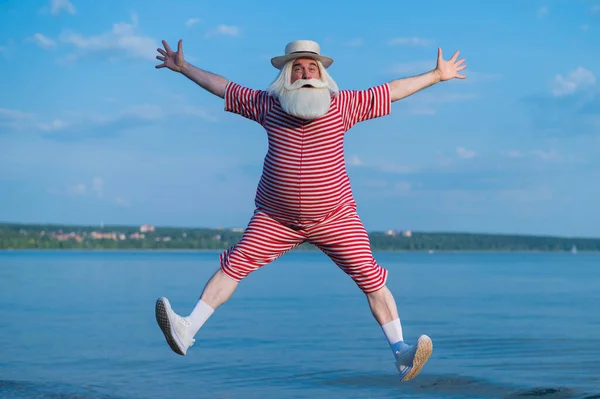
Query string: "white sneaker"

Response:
xmin=155 ymin=297 xmax=195 ymax=356
xmin=394 ymin=335 xmax=433 ymax=382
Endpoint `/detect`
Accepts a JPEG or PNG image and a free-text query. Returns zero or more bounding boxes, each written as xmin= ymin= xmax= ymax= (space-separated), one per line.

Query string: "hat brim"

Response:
xmin=271 ymin=52 xmax=334 ymax=70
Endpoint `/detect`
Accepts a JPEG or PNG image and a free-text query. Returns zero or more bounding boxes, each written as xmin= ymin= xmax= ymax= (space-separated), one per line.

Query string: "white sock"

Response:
xmin=381 ymin=318 xmax=404 ymax=346
xmin=187 ymin=299 xmax=214 ymax=337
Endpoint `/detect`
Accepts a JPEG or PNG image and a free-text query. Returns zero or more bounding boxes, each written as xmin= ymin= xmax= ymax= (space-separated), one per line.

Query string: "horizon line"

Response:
xmin=1 ymin=221 xmax=599 ymax=241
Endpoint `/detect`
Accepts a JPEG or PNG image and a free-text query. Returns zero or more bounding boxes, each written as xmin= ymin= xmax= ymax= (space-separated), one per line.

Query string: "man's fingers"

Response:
xmin=155 ymin=63 xmax=166 ymax=69
xmin=156 ymin=55 xmax=165 ymax=61
xmin=450 ymin=50 xmax=460 ymax=62
xmin=157 ymin=48 xmax=167 ymax=56
xmin=437 ymin=47 xmax=442 ymax=61
xmin=162 ymin=40 xmax=173 ymax=53
xmin=177 ymin=39 xmax=183 ymax=53
xmin=457 ymin=64 xmax=467 ymax=71
xmin=455 ymin=73 xmax=466 ymax=79
xmin=455 ymin=58 xmax=466 ymax=66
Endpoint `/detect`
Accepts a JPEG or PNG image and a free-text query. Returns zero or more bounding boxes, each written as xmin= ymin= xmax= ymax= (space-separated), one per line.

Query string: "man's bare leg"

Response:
xmin=366 ymin=285 xmax=400 ymax=325
xmin=199 ymin=268 xmax=239 ymax=309
xmin=155 ymin=267 xmax=239 ymax=355
xmin=185 ymin=268 xmax=239 ymax=336
xmin=367 ymin=285 xmax=405 ymax=347
xmin=366 ymin=285 xmax=432 ymax=382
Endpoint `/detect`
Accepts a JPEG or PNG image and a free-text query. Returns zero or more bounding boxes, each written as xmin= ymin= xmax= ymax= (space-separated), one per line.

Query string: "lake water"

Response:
xmin=1 ymin=250 xmax=599 ymax=399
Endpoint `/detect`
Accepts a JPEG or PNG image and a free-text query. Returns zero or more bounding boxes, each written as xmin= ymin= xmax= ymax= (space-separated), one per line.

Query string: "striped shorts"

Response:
xmin=219 ymin=204 xmax=388 ymax=294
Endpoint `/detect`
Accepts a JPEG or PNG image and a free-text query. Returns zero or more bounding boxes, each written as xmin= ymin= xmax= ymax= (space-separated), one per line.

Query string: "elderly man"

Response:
xmin=154 ymin=39 xmax=466 ymax=382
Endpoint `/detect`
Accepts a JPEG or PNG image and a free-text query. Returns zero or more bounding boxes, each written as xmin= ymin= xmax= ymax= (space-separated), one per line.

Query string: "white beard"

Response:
xmin=276 ymin=78 xmax=332 ymax=120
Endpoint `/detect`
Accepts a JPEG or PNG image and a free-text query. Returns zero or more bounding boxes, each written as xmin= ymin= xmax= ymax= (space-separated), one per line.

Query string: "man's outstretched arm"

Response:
xmin=179 ymin=62 xmax=228 ymax=99
xmin=156 ymin=39 xmax=228 ymax=99
xmin=388 ymin=48 xmax=466 ymax=102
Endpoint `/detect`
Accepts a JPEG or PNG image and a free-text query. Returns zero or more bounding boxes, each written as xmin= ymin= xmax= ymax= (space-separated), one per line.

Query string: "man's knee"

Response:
xmin=345 ymin=261 xmax=388 ymax=294
xmin=217 ymin=265 xmax=243 ymax=282
xmin=219 ymin=246 xmax=261 ymax=281
xmin=365 ymin=284 xmax=389 ymax=299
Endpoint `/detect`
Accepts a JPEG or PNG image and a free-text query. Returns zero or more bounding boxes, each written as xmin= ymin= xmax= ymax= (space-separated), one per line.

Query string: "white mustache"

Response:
xmin=278 ymin=82 xmax=332 ymax=120
xmin=285 ymin=78 xmax=329 ymax=91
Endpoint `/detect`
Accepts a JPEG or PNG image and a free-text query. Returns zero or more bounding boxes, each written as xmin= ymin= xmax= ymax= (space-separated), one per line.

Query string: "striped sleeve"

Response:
xmin=336 ymin=83 xmax=391 ymax=131
xmin=224 ymin=81 xmax=273 ymax=124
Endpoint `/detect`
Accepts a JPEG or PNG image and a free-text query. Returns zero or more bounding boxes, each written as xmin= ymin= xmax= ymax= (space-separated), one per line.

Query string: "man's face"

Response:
xmin=290 ymin=58 xmax=321 ymax=85
xmin=273 ymin=57 xmax=332 ymax=120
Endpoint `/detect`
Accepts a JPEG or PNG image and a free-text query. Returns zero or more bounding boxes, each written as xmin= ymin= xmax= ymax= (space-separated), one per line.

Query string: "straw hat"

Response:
xmin=271 ymin=40 xmax=334 ymax=70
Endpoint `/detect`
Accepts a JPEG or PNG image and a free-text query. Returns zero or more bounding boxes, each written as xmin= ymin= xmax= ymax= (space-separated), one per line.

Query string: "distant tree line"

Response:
xmin=0 ymin=222 xmax=597 ymax=252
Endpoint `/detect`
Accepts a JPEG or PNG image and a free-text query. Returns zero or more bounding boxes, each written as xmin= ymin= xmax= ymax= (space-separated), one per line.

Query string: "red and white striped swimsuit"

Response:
xmin=219 ymin=82 xmax=391 ymax=293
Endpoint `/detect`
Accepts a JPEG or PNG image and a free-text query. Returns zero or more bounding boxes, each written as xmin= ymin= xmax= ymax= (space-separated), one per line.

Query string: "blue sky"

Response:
xmin=1 ymin=0 xmax=599 ymax=237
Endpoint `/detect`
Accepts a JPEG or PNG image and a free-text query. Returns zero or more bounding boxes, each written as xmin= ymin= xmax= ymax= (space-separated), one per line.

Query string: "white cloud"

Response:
xmin=590 ymin=4 xmax=600 ymax=13
xmin=205 ymin=25 xmax=241 ymax=38
xmin=357 ymin=179 xmax=412 ymax=196
xmin=51 ymin=179 xmax=129 ymax=205
xmin=409 ymin=107 xmax=436 ymax=116
xmin=360 ymin=179 xmax=388 ymax=189
xmin=503 ymin=150 xmax=523 ymax=158
xmin=404 ymin=92 xmax=477 ymax=115
xmin=532 ymin=149 xmax=561 ymax=161
xmin=580 ymin=24 xmax=590 ymax=31
xmin=60 ymin=14 xmax=158 ymax=62
xmin=394 ymin=181 xmax=412 ymax=191
xmin=462 ymin=71 xmax=502 ymax=84
xmin=501 ymin=149 xmax=565 ymax=162
xmin=179 ymin=106 xmax=219 ymax=122
xmin=456 ymin=146 xmax=476 ymax=159
xmin=387 ymin=61 xmax=433 ymax=75
xmin=388 ymin=37 xmax=433 ymax=46
xmin=348 ymin=155 xmax=363 ymax=166
xmin=378 ymin=162 xmax=415 ymax=174
xmin=0 ymin=39 xmax=16 ymax=58
xmin=437 ymin=151 xmax=453 ymax=167
xmin=115 ymin=197 xmax=130 ymax=207
xmin=0 ymin=108 xmax=34 ymax=120
xmin=120 ymin=104 xmax=165 ymax=121
xmin=1 ymin=108 xmax=70 ymax=133
xmin=348 ymin=158 xmax=416 ymax=174
xmin=68 ymin=184 xmax=86 ymax=195
xmin=50 ymin=0 xmax=76 ymax=15
xmin=0 ymin=103 xmax=217 ymax=138
xmin=494 ymin=186 xmax=554 ymax=204
xmin=185 ymin=18 xmax=201 ymax=27
xmin=537 ymin=5 xmax=549 ymax=17
xmin=38 ymin=119 xmax=67 ymax=131
xmin=551 ymin=67 xmax=596 ymax=96
xmin=418 ymin=93 xmax=478 ymax=103
xmin=0 ymin=108 xmax=36 ymax=131
xmin=344 ymin=38 xmax=364 ymax=47
xmin=33 ymin=33 xmax=56 ymax=48
xmin=93 ymin=177 xmax=104 ymax=197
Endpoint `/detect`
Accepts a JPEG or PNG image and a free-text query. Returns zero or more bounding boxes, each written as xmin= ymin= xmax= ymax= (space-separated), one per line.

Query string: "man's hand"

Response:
xmin=154 ymin=38 xmax=228 ymax=98
xmin=435 ymin=48 xmax=467 ymax=81
xmin=156 ymin=39 xmax=186 ymax=72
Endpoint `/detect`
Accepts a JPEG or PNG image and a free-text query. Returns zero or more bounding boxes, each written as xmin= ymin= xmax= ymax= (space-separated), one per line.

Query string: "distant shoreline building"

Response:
xmin=140 ymin=224 xmax=155 ymax=233
xmin=385 ymin=229 xmax=412 ymax=237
